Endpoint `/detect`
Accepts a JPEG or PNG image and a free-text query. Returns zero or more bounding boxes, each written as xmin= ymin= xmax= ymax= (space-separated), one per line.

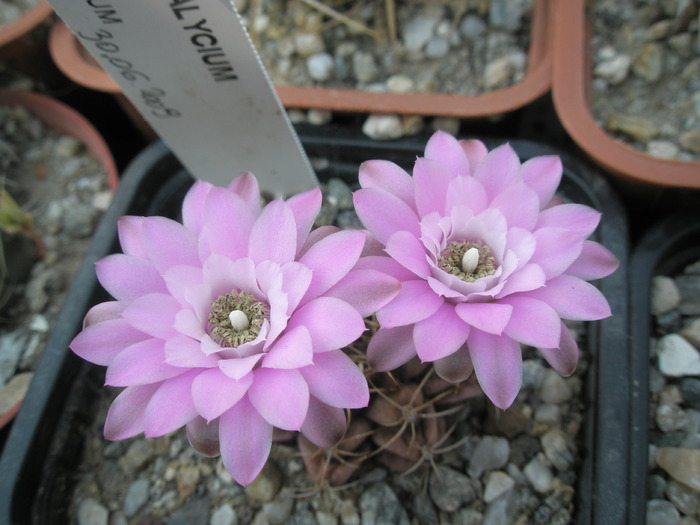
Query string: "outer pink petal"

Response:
xmin=117 ymin=216 xmax=147 ymax=258
xmin=121 ymin=293 xmax=180 ymax=340
xmin=501 ymin=296 xmax=562 ymax=348
xmin=286 ymin=187 xmax=322 ymax=256
xmin=455 ymin=302 xmax=513 ymax=335
xmin=198 ymin=188 xmax=255 ymax=261
xmin=164 ymin=334 xmax=219 ymax=367
xmin=83 ymin=301 xmax=123 ymax=328
xmin=218 ymin=354 xmax=263 ymax=380
xmin=186 ymin=417 xmax=220 ymax=457
xmin=519 ymin=155 xmax=562 ymax=208
xmin=473 ymin=144 xmax=521 ymax=201
xmin=531 ymin=227 xmax=584 ymax=279
xmin=413 ymin=157 xmax=455 ymax=217
xmin=468 ymin=330 xmax=522 ymax=409
xmin=142 ymin=216 xmax=199 ymax=272
xmin=536 ymin=203 xmax=601 ymax=236
xmin=281 ymin=262 xmax=313 ymax=313
xmin=489 ymin=182 xmax=540 ymax=231
xmin=298 ymin=225 xmax=340 ymax=258
xmin=163 ymin=265 xmax=203 ymax=307
xmin=385 ymin=230 xmax=431 ymax=278
xmin=228 ymin=171 xmax=261 ymax=217
xmin=104 ymin=383 xmax=160 ymax=440
xmin=358 ymin=159 xmax=415 ymax=209
xmin=527 ymin=275 xmax=612 ymax=320
xmin=300 ymin=351 xmax=369 ymax=408
xmin=414 ymin=303 xmax=470 ymax=362
xmin=262 ymin=325 xmax=314 ymax=369
xmin=287 ymin=297 xmax=365 ymax=352
xmin=445 ymin=175 xmax=488 ymax=216
xmin=459 ymin=139 xmax=488 ymax=173
xmin=325 ymin=269 xmax=401 ymax=318
xmin=249 ymin=368 xmax=309 ymax=430
xmin=566 ymin=241 xmax=619 ymax=280
xmin=353 ymin=255 xmax=418 ymax=282
xmin=299 ymin=229 xmax=366 ymax=301
xmin=143 ymin=370 xmax=199 ymax=437
xmin=219 ymin=396 xmax=272 ymax=486
xmin=376 ymin=280 xmax=444 ymax=328
xmin=300 ymin=396 xmax=348 ymax=448
xmin=434 ymin=344 xmax=474 ymax=383
xmin=353 ymin=187 xmax=421 ymax=245
xmin=248 ymin=199 xmax=297 ymax=264
xmin=538 ymin=322 xmax=579 ymax=376
xmin=495 ymin=264 xmax=546 ymax=298
xmin=192 ymin=368 xmax=253 ymax=422
xmin=96 ymin=254 xmax=166 ymax=303
xmin=105 ymin=338 xmax=183 ymax=387
xmin=424 ymin=130 xmax=471 ymax=177
xmin=366 ymin=325 xmax=417 ymax=372
xmin=70 ymin=318 xmax=148 ymax=366
xmin=181 ymin=180 xmax=212 ymax=233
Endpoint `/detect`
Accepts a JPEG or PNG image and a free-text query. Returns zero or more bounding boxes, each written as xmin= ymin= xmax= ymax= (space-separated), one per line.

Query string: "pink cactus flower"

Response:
xmin=353 ymin=131 xmax=619 ymax=410
xmin=70 ymin=173 xmax=399 ymax=485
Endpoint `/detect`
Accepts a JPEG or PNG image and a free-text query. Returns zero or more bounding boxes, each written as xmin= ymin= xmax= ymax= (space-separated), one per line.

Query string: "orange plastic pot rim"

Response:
xmin=0 ymin=1 xmax=53 ymax=49
xmin=552 ymin=0 xmax=700 ymax=189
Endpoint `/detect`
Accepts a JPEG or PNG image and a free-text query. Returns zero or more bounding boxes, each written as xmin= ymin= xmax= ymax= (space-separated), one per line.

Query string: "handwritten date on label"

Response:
xmin=77 ymin=28 xmax=149 ymax=82
xmin=141 ymin=87 xmax=181 ymax=119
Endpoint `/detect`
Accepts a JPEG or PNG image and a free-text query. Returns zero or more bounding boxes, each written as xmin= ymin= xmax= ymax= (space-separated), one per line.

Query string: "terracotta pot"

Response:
xmin=48 ymin=0 xmax=553 ymax=119
xmin=551 ymin=0 xmax=700 ymax=189
xmin=0 ymin=1 xmax=53 ymax=58
xmin=0 ymin=90 xmax=119 ymax=190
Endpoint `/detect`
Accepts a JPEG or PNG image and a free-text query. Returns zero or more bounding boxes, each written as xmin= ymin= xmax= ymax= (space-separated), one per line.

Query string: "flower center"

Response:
xmin=209 ymin=291 xmax=266 ymax=347
xmin=439 ymin=241 xmax=496 ymax=282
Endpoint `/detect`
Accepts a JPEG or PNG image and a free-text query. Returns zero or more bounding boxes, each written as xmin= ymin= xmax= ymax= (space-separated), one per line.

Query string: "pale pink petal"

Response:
xmin=198 ymin=188 xmax=255 ymax=261
xmin=527 ymin=275 xmax=612 ymax=320
xmin=385 ymin=230 xmax=431 ymax=278
xmin=181 ymin=180 xmax=213 ymax=233
xmin=254 ymin=260 xmax=283 ymax=297
xmin=353 ymin=187 xmax=421 ymax=245
xmin=192 ymin=368 xmax=253 ymax=421
xmin=531 ymin=227 xmax=584 ymax=279
xmin=459 ymin=139 xmax=488 ymax=173
xmin=538 ymin=322 xmax=579 ymax=376
xmin=70 ymin=318 xmax=148 ymax=366
xmin=536 ymin=203 xmax=601 ymax=236
xmin=203 ymin=255 xmax=260 ymax=300
xmin=433 ymin=344 xmax=474 ymax=383
xmin=248 ymin=199 xmax=297 ymax=264
xmin=300 ymin=351 xmax=369 ymax=408
xmin=366 ymin=325 xmax=417 ymax=372
xmin=163 ymin=265 xmax=203 ymax=306
xmin=519 ymin=155 xmax=562 ymax=208
xmin=228 ymin=171 xmax=261 ymax=217
xmin=299 ymin=229 xmax=366 ymax=300
xmin=445 ymin=175 xmax=488 ymax=215
xmin=286 ymin=187 xmax=322 ymax=255
xmin=249 ymin=368 xmax=309 ymax=430
xmin=218 ymin=354 xmax=263 ymax=380
xmin=358 ymin=159 xmax=415 ymax=209
xmin=414 ymin=303 xmax=470 ymax=362
xmin=495 ymin=263 xmax=546 ymax=298
xmin=264 ymin=287 xmax=289 ymax=345
xmin=473 ymin=143 xmax=521 ymax=201
xmin=468 ymin=330 xmax=522 ymax=409
xmin=106 ymin=338 xmax=184 ymax=386
xmin=287 ymin=297 xmax=365 ymax=352
xmin=262 ymin=325 xmax=314 ymax=369
xmin=164 ymin=335 xmax=219 ymax=367
xmin=173 ymin=309 xmax=205 ymax=339
xmin=83 ymin=301 xmax=123 ymax=328
xmin=143 ymin=371 xmax=199 ymax=437
xmin=142 ymin=216 xmax=199 ymax=272
xmin=501 ymin=296 xmax=562 ymax=348
xmin=325 ymin=269 xmax=401 ymax=318
xmin=376 ymin=280 xmax=444 ymax=328
xmin=489 ymin=182 xmax=540 ymax=230
xmin=454 ymin=302 xmax=513 ymax=335
xmin=104 ymin=383 xmax=160 ymax=440
xmin=298 ymin=225 xmax=339 ymax=258
xmin=121 ymin=293 xmax=180 ymax=339
xmin=424 ymin=129 xmax=471 ymax=177
xmin=566 ymin=241 xmax=619 ymax=280
xmin=353 ymin=255 xmax=417 ymax=282
xmin=413 ymin=157 xmax=455 ymax=216
xmin=186 ymin=416 xmax=220 ymax=457
xmin=117 ymin=216 xmax=147 ymax=258
xmin=281 ymin=262 xmax=313 ymax=313
xmin=300 ymin=396 xmax=348 ymax=448
xmin=96 ymin=254 xmax=166 ymax=303
xmin=426 ymin=276 xmax=467 ymax=300
xmin=219 ymin=396 xmax=272 ymax=485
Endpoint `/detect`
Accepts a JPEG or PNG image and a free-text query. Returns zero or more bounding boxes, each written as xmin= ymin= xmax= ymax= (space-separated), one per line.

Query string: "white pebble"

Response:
xmin=307 ymin=53 xmax=335 ymax=82
xmin=362 ymin=114 xmax=404 ymax=140
xmin=657 ymin=334 xmax=700 ymax=377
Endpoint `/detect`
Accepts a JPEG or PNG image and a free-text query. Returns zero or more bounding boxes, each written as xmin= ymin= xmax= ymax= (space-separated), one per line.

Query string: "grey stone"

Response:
xmin=454 ymin=508 xmax=484 ymax=525
xmin=666 ymin=480 xmax=700 ymax=516
xmin=410 ymin=489 xmax=439 ymax=525
xmin=257 ymin=497 xmax=293 ymax=525
xmin=523 ymin=456 xmax=553 ymax=493
xmin=541 ymin=428 xmax=574 ymax=470
xmin=123 ymin=479 xmax=150 ymax=517
xmin=0 ymin=331 xmax=27 ymax=386
xmin=425 ymin=37 xmax=450 ymax=59
xmin=210 ymin=503 xmax=237 ymax=525
xmin=488 ymin=0 xmax=530 ymax=31
xmin=594 ymin=54 xmax=632 ymax=85
xmin=522 ymin=360 xmax=546 ymax=390
xmin=632 ymin=43 xmax=664 ymax=82
xmin=429 ymin=465 xmax=476 ymax=511
xmin=676 ymin=275 xmax=700 ymax=314
xmin=245 ymin=460 xmax=282 ymax=502
xmin=646 ymin=499 xmax=681 ymax=525
xmin=325 ymin=178 xmax=353 ymax=209
xmin=386 ymin=74 xmax=415 ymax=94
xmin=468 ymin=436 xmax=510 ymax=477
xmin=483 ymin=471 xmax=515 ymax=503
xmin=540 ymin=369 xmax=573 ymax=404
xmin=403 ymin=14 xmax=438 ymax=52
xmin=681 ymin=318 xmax=700 ymax=348
xmin=293 ymin=33 xmax=325 ymax=57
xmin=482 ymin=489 xmax=519 ymax=525
xmin=359 ymin=482 xmax=410 ymax=525
xmin=306 ymin=53 xmax=335 ymax=82
xmin=352 ymin=52 xmax=379 ymax=84
xmin=680 ymin=378 xmax=700 ymax=409
xmin=656 ymin=402 xmax=690 ymax=432
xmin=77 ymin=498 xmax=109 ymax=525
xmin=119 ymin=439 xmax=155 ymax=474
xmin=459 ymin=15 xmax=487 ymax=40
xmin=648 ymin=474 xmax=667 ymax=500
xmin=167 ymin=498 xmax=211 ymax=525
xmin=652 ymin=276 xmax=682 ymax=315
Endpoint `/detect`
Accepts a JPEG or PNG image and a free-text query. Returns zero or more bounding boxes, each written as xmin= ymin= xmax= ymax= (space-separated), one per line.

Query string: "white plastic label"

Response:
xmin=47 ymin=0 xmax=318 ymax=196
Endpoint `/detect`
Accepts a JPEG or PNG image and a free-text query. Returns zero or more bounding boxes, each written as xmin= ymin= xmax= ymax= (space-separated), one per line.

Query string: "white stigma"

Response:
xmin=461 ymin=247 xmax=480 ymax=274
xmin=228 ymin=310 xmax=250 ymax=331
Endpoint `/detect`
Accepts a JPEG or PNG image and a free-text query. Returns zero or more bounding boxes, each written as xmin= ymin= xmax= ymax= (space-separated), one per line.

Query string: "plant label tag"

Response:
xmin=46 ymin=0 xmax=318 ymax=195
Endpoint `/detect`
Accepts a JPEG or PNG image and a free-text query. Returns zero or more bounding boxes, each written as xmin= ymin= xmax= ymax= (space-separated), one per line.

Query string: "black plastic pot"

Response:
xmin=0 ymin=128 xmax=629 ymax=525
xmin=628 ymin=211 xmax=700 ymax=525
